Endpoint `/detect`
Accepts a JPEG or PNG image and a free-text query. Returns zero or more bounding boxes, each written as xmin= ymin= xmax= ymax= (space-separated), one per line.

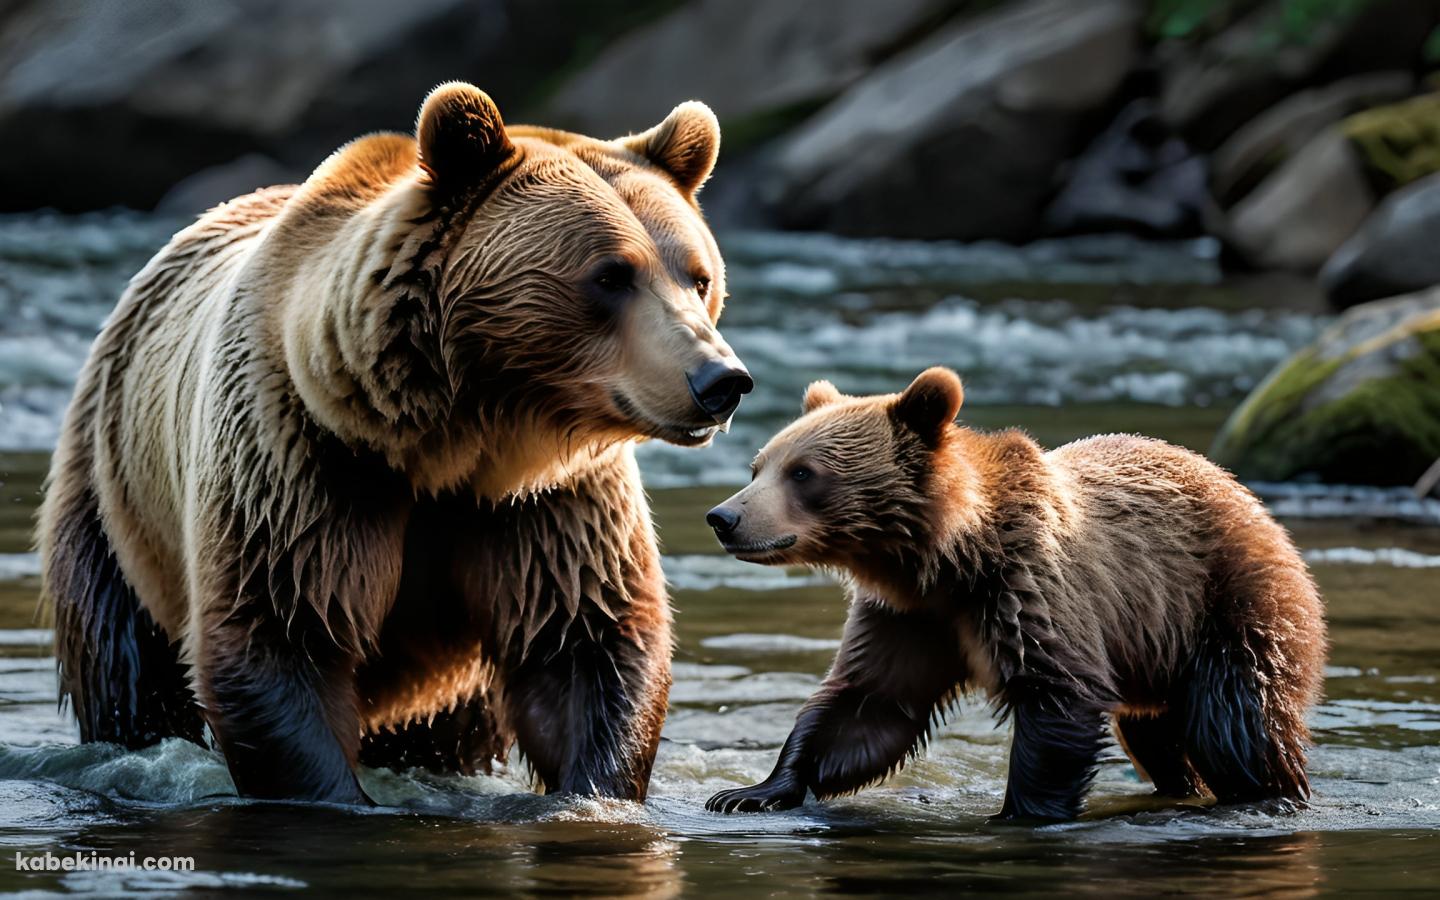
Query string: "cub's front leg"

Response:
xmin=708 ymin=596 xmax=964 ymax=813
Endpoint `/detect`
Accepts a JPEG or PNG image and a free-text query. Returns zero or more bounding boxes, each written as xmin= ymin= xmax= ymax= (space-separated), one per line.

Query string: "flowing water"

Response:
xmin=0 ymin=215 xmax=1436 ymax=895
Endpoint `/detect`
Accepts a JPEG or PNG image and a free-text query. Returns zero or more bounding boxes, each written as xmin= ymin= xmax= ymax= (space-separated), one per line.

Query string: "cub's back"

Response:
xmin=1041 ymin=434 xmax=1260 ymax=679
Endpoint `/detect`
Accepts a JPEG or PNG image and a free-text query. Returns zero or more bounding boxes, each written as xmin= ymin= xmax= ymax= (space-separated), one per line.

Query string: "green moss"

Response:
xmin=1343 ymin=94 xmax=1440 ymax=192
xmin=1145 ymin=0 xmax=1373 ymax=45
xmin=1211 ymin=347 xmax=1341 ymax=475
xmin=1212 ymin=310 xmax=1440 ymax=484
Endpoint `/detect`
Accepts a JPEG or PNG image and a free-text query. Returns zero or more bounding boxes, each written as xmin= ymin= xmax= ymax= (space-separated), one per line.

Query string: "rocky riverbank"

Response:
xmin=4 ymin=0 xmax=1440 ymax=487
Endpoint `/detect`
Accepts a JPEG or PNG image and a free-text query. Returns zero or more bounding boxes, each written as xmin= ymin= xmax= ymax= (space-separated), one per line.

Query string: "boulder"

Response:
xmin=1321 ymin=173 xmax=1440 ymax=308
xmin=1159 ymin=0 xmax=1440 ymax=151
xmin=1342 ymin=92 xmax=1440 ymax=191
xmin=155 ymin=154 xmax=302 ymax=216
xmin=760 ymin=0 xmax=1141 ymax=241
xmin=1211 ymin=71 xmax=1414 ymax=206
xmin=1225 ymin=127 xmax=1373 ymax=270
xmin=1211 ymin=288 xmax=1440 ymax=485
xmin=541 ymin=0 xmax=962 ymax=141
xmin=0 ymin=0 xmax=670 ymax=212
xmin=1044 ymin=99 xmax=1209 ymax=237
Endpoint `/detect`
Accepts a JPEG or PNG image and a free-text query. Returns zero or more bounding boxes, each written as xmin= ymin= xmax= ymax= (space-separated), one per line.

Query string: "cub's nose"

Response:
xmin=706 ymin=505 xmax=741 ymax=536
xmin=688 ymin=360 xmax=754 ymax=423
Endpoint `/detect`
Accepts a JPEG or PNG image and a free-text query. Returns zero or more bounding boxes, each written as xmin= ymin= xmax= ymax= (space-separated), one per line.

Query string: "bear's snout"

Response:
xmin=706 ymin=504 xmax=741 ymax=536
xmin=687 ymin=359 xmax=753 ymax=423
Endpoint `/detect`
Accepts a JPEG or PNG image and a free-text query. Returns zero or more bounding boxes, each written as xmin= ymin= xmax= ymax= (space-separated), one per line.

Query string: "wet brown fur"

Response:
xmin=707 ymin=368 xmax=1328 ymax=819
xmin=39 ymin=83 xmax=736 ymax=802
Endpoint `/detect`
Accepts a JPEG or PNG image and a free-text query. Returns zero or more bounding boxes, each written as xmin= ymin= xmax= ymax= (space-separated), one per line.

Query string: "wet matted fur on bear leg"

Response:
xmin=709 ymin=597 xmax=964 ymax=812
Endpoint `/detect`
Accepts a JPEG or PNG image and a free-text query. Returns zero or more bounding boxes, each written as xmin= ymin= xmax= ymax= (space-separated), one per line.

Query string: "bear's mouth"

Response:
xmin=611 ymin=391 xmax=722 ymax=447
xmin=722 ymin=534 xmax=798 ymax=563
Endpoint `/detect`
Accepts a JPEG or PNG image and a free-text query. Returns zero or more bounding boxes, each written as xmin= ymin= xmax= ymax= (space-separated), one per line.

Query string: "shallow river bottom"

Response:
xmin=0 ymin=430 xmax=1437 ymax=896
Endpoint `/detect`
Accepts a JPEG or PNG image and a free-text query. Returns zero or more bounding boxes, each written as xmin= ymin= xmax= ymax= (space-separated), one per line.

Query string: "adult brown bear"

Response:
xmin=39 ymin=82 xmax=750 ymax=803
xmin=704 ymin=369 xmax=1326 ymax=820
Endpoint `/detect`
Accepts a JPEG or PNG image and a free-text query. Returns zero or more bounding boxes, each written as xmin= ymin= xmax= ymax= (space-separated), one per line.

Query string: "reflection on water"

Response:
xmin=0 ymin=220 xmax=1436 ymax=895
xmin=0 ymin=456 xmax=1436 ymax=895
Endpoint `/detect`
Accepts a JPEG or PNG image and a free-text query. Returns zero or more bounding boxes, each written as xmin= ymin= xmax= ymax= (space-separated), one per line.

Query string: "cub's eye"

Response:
xmin=593 ymin=261 xmax=635 ymax=293
xmin=790 ymin=466 xmax=813 ymax=483
xmin=694 ymin=274 xmax=711 ymax=298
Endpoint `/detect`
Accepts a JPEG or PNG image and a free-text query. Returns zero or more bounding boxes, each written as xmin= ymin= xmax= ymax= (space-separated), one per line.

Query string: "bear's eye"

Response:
xmin=790 ymin=465 xmax=813 ymax=483
xmin=593 ymin=261 xmax=635 ymax=294
xmin=693 ymin=274 xmax=711 ymax=298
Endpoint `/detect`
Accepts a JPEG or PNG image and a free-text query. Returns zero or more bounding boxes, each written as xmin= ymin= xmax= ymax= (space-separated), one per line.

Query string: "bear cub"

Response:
xmin=705 ymin=368 xmax=1326 ymax=820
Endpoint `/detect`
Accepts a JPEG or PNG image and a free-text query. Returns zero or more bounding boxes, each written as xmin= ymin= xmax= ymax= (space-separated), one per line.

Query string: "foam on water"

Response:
xmin=1253 ymin=483 xmax=1440 ymax=525
xmin=0 ymin=215 xmax=1320 ymax=494
xmin=1305 ymin=547 xmax=1440 ymax=568
xmin=0 ymin=552 xmax=41 ymax=580
xmin=661 ymin=554 xmax=832 ymax=591
xmin=638 ymin=293 xmax=1321 ymax=486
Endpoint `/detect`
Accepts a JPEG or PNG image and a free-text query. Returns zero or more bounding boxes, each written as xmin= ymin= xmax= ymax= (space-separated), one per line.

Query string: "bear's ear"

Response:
xmin=621 ymin=101 xmax=720 ymax=196
xmin=893 ymin=368 xmax=964 ymax=447
xmin=416 ymin=82 xmax=514 ymax=187
xmin=802 ymin=380 xmax=843 ymax=414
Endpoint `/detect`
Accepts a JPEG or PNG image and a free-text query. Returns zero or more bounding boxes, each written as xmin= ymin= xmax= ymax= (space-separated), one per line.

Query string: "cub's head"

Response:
xmin=280 ymin=82 xmax=750 ymax=488
xmin=706 ymin=368 xmax=965 ymax=568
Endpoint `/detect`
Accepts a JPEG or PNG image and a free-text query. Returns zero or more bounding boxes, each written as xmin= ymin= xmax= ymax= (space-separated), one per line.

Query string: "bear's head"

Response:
xmin=273 ymin=82 xmax=751 ymax=494
xmin=705 ymin=368 xmax=969 ymax=577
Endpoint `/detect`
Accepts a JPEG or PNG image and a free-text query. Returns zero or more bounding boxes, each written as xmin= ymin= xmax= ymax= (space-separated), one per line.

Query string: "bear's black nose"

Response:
xmin=706 ymin=505 xmax=741 ymax=536
xmin=688 ymin=360 xmax=754 ymax=422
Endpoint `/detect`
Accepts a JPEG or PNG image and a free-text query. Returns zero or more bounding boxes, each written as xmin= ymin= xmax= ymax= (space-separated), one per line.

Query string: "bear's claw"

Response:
xmin=706 ymin=780 xmax=805 ymax=814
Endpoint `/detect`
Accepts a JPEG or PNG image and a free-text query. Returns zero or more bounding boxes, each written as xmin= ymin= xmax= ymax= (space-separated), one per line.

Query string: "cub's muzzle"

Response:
xmin=705 ymin=504 xmax=741 ymax=537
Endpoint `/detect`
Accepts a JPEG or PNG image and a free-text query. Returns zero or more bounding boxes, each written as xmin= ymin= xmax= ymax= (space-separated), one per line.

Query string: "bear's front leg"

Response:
xmin=505 ymin=602 xmax=669 ymax=800
xmin=477 ymin=457 xmax=672 ymax=801
xmin=993 ymin=688 xmax=1109 ymax=822
xmin=708 ymin=596 xmax=964 ymax=813
xmin=200 ymin=604 xmax=371 ymax=804
xmin=194 ymin=488 xmax=408 ymax=806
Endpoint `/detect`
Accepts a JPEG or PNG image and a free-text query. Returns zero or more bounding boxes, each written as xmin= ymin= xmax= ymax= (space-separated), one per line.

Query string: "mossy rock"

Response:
xmin=1211 ymin=288 xmax=1440 ymax=484
xmin=1343 ymin=93 xmax=1440 ymax=192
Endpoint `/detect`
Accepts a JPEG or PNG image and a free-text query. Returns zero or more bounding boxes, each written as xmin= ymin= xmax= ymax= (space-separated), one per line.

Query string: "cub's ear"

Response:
xmin=416 ymin=82 xmax=514 ymax=186
xmin=802 ymin=380 xmax=844 ymax=414
xmin=893 ymin=368 xmax=963 ymax=447
xmin=621 ymin=101 xmax=720 ymax=195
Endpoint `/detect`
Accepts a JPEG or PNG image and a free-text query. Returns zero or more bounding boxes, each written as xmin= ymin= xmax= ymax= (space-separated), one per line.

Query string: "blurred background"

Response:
xmin=1 ymin=2 xmax=1438 ymax=895
xmin=1 ymin=0 xmax=1439 ymax=486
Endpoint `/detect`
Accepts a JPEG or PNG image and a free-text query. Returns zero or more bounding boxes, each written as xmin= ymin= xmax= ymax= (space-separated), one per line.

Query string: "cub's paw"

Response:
xmin=706 ymin=778 xmax=805 ymax=814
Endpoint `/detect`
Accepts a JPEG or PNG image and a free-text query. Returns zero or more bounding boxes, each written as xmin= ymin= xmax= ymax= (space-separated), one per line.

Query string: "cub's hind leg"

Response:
xmin=1186 ymin=489 xmax=1326 ymax=805
xmin=1114 ymin=711 xmax=1202 ymax=798
xmin=1181 ymin=619 xmax=1313 ymax=804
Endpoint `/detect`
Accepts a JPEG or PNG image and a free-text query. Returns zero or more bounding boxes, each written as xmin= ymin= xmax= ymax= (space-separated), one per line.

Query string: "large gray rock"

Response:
xmin=1159 ymin=0 xmax=1440 ymax=151
xmin=1321 ymin=173 xmax=1440 ymax=308
xmin=1226 ymin=128 xmax=1374 ymax=270
xmin=542 ymin=0 xmax=961 ymax=139
xmin=761 ymin=0 xmax=1140 ymax=240
xmin=1044 ymin=100 xmax=1208 ymax=237
xmin=1211 ymin=71 xmax=1414 ymax=205
xmin=155 ymin=154 xmax=302 ymax=216
xmin=0 ymin=0 xmax=661 ymax=211
xmin=1212 ymin=288 xmax=1440 ymax=485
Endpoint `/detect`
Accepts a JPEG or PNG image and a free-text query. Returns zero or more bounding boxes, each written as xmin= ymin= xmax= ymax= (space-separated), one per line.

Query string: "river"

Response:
xmin=0 ymin=213 xmax=1436 ymax=895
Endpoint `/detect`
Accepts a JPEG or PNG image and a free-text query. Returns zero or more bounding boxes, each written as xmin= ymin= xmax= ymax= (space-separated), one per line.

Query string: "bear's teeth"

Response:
xmin=687 ymin=427 xmax=711 ymax=438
